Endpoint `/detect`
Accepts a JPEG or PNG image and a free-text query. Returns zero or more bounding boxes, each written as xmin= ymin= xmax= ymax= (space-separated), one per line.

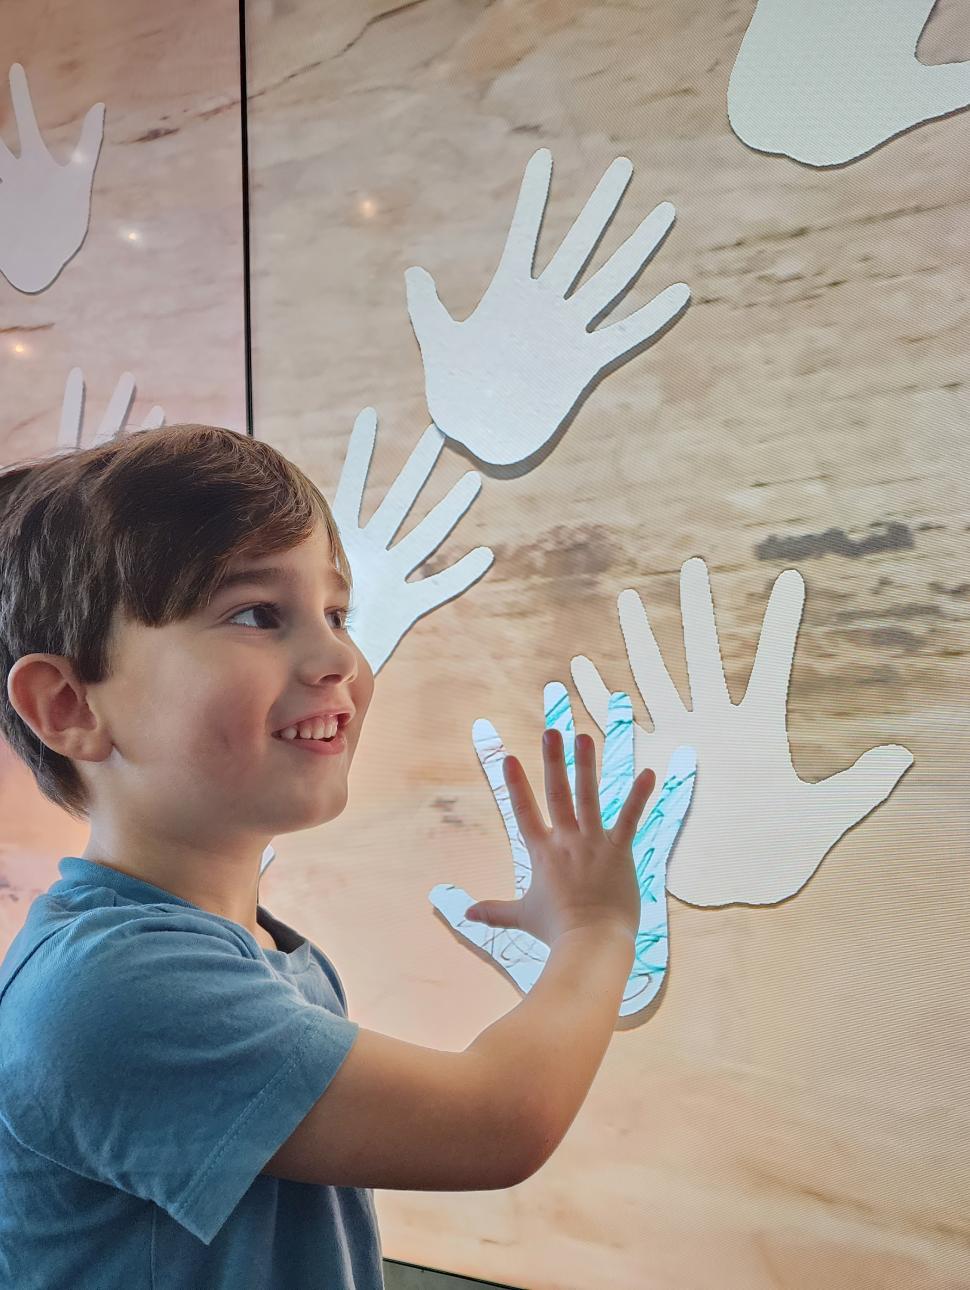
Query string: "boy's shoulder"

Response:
xmin=1 ymin=886 xmax=254 ymax=1032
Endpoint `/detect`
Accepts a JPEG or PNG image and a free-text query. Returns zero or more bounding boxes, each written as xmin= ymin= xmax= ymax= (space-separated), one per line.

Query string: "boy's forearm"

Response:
xmin=464 ymin=925 xmax=636 ymax=1174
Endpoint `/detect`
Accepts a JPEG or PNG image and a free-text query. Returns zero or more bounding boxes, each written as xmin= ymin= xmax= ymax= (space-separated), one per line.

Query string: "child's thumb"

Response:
xmin=465 ymin=900 xmax=519 ymax=929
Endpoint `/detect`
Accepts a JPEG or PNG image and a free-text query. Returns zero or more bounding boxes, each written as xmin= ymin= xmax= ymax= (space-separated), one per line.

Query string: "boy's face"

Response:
xmin=81 ymin=518 xmax=373 ymax=853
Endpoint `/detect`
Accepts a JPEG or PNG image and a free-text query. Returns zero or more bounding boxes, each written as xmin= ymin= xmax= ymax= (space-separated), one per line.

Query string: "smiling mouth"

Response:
xmin=272 ymin=729 xmax=347 ymax=756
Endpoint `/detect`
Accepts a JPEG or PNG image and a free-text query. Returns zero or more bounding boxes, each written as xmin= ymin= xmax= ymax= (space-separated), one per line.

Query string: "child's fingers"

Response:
xmin=543 ymin=728 xmax=578 ymax=831
xmin=610 ymin=767 xmax=657 ymax=850
xmin=574 ymin=733 xmax=601 ymax=832
xmin=502 ymin=753 xmax=548 ymax=849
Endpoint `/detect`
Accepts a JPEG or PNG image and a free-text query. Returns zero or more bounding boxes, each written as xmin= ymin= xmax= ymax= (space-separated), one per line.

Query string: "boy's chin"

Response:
xmin=313 ymin=781 xmax=350 ymax=823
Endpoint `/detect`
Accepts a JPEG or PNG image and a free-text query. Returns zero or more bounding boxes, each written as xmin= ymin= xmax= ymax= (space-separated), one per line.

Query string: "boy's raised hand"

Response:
xmin=428 ymin=682 xmax=696 ymax=1019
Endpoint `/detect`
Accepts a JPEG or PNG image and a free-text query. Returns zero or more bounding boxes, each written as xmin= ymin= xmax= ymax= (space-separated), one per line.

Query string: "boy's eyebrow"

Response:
xmin=213 ymin=565 xmax=352 ymax=596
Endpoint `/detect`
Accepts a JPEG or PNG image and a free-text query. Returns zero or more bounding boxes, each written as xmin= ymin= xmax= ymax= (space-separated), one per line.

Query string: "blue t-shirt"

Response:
xmin=0 ymin=856 xmax=385 ymax=1289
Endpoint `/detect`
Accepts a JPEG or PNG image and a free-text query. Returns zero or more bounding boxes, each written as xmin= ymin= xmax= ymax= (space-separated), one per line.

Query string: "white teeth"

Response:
xmin=276 ymin=717 xmax=339 ymax=741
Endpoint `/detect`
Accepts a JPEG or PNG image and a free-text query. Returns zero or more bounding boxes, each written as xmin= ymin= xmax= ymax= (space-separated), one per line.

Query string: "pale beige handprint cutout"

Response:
xmin=729 ymin=0 xmax=970 ymax=166
xmin=0 ymin=64 xmax=105 ymax=292
xmin=571 ymin=558 xmax=914 ymax=906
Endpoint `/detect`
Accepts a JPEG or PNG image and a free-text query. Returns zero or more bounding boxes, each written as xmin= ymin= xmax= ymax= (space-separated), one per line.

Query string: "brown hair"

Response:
xmin=0 ymin=423 xmax=352 ymax=822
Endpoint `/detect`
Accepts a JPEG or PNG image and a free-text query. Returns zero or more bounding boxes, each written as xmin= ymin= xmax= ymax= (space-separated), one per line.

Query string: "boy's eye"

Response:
xmin=228 ymin=602 xmax=354 ymax=631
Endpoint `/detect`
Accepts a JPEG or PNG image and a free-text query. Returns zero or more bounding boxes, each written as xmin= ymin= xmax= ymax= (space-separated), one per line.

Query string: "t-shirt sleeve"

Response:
xmin=3 ymin=913 xmax=360 ymax=1245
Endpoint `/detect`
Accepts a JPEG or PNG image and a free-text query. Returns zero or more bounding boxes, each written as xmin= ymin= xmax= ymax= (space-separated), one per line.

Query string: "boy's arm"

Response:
xmin=262 ymin=924 xmax=633 ymax=1191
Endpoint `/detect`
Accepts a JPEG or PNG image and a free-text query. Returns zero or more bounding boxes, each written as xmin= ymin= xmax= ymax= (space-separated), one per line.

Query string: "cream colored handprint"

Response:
xmin=0 ymin=64 xmax=105 ymax=292
xmin=728 ymin=0 xmax=970 ymax=166
xmin=571 ymin=558 xmax=914 ymax=906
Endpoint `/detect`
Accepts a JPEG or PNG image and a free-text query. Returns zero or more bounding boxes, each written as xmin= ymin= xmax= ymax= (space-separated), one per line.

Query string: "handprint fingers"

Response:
xmin=570 ymin=653 xmax=619 ymax=739
xmin=93 ymin=372 xmax=136 ymax=447
xmin=598 ymin=691 xmax=635 ymax=832
xmin=331 ymin=407 xmax=377 ymax=526
xmin=633 ymin=746 xmax=696 ymax=900
xmin=742 ymin=568 xmax=805 ymax=714
xmin=141 ymin=405 xmax=165 ymax=430
xmin=392 ymin=468 xmax=481 ymax=576
xmin=403 ymin=544 xmax=493 ymax=624
xmin=539 ymin=156 xmax=633 ymax=297
xmin=617 ymin=586 xmax=685 ymax=729
xmin=8 ymin=64 xmax=45 ymax=158
xmin=56 ymin=368 xmax=161 ymax=458
xmin=72 ymin=101 xmax=105 ymax=168
xmin=814 ymin=743 xmax=914 ymax=836
xmin=409 ymin=147 xmax=687 ymax=468
xmin=496 ymin=147 xmax=553 ymax=280
xmin=472 ymin=717 xmax=535 ymax=889
xmin=404 ymin=266 xmax=453 ymax=348
xmin=592 ymin=281 xmax=690 ymax=368
xmin=571 ymin=200 xmax=676 ymax=323
xmin=620 ymin=745 xmax=696 ymax=1015
xmin=366 ymin=423 xmax=445 ymax=550
xmin=680 ymin=557 xmax=733 ymax=712
xmin=58 ymin=368 xmax=85 ymax=452
xmin=914 ymin=61 xmax=970 ymax=120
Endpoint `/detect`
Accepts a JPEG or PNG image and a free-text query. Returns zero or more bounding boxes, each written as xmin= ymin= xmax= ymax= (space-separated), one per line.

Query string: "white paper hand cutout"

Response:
xmin=0 ymin=64 xmax=105 ymax=293
xmin=332 ymin=408 xmax=494 ymax=673
xmin=56 ymin=367 xmax=164 ymax=454
xmin=406 ymin=148 xmax=690 ymax=468
xmin=728 ymin=0 xmax=970 ymax=166
xmin=571 ymin=558 xmax=914 ymax=907
xmin=429 ymin=682 xmax=696 ymax=1019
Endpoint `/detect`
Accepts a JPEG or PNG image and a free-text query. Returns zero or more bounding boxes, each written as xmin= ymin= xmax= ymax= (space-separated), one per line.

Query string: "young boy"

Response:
xmin=0 ymin=424 xmax=651 ymax=1288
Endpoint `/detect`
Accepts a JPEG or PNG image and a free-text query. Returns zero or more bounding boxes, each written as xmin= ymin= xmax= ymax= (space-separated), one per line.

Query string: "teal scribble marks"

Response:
xmin=428 ymin=681 xmax=695 ymax=1020
xmin=623 ymin=746 xmax=695 ymax=1014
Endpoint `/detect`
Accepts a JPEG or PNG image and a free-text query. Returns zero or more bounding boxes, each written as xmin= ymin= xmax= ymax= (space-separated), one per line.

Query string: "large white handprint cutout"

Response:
xmin=0 ymin=64 xmax=105 ymax=292
xmin=406 ymin=148 xmax=689 ymax=469
xmin=332 ymin=408 xmax=493 ymax=674
xmin=728 ymin=0 xmax=970 ymax=166
xmin=571 ymin=558 xmax=914 ymax=906
xmin=429 ymin=682 xmax=696 ymax=1020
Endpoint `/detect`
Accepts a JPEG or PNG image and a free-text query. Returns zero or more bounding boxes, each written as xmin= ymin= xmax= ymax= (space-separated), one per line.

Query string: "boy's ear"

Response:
xmin=7 ymin=654 xmax=109 ymax=761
